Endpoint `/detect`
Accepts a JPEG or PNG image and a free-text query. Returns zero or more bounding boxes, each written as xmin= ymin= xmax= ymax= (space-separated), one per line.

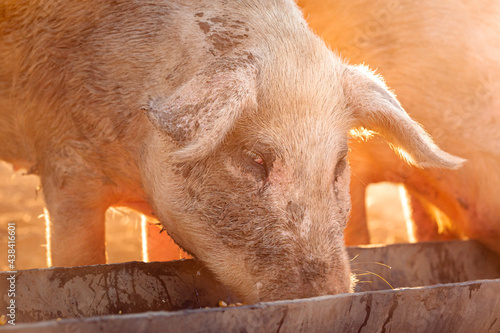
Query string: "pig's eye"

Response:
xmin=245 ymin=149 xmax=265 ymax=167
xmin=334 ymin=156 xmax=347 ymax=183
xmin=243 ymin=149 xmax=267 ymax=176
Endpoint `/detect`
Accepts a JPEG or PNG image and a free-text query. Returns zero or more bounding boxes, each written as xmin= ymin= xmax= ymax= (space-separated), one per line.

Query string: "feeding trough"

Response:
xmin=1 ymin=240 xmax=500 ymax=332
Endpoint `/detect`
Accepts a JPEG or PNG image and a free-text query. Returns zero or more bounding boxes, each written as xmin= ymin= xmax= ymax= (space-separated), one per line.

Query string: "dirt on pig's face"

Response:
xmin=140 ymin=32 xmax=463 ymax=302
xmin=142 ymin=102 xmax=355 ymax=303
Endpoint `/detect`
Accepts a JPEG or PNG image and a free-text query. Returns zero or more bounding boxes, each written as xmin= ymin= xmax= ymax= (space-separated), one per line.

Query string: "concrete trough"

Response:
xmin=1 ymin=240 xmax=500 ymax=331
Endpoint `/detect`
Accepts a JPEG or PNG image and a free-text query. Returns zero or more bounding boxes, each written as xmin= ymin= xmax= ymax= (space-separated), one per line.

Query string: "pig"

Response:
xmin=0 ymin=0 xmax=463 ymax=302
xmin=299 ymin=0 xmax=500 ymax=252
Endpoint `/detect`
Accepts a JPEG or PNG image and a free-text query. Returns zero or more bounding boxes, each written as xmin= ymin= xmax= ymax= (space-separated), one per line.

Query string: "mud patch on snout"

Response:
xmin=299 ymin=257 xmax=328 ymax=283
xmin=286 ymin=201 xmax=305 ymax=222
xmin=198 ymin=21 xmax=210 ymax=34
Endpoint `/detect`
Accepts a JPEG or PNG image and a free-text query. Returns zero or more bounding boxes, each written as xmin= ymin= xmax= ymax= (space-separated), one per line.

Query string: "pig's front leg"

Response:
xmin=40 ymin=163 xmax=109 ymax=267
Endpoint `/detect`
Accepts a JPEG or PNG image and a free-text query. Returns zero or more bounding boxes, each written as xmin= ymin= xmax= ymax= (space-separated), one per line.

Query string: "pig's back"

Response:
xmin=300 ymin=0 xmax=500 ymax=138
xmin=0 ymin=0 xmax=215 ymax=167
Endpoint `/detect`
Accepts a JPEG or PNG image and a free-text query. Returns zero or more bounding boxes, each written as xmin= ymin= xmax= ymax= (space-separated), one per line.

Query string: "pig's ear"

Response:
xmin=343 ymin=65 xmax=465 ymax=169
xmin=145 ymin=63 xmax=257 ymax=160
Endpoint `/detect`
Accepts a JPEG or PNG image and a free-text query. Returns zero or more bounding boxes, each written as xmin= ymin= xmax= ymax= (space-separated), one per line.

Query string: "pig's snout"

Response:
xmin=298 ymin=257 xmax=352 ymax=296
xmin=247 ymin=254 xmax=353 ymax=303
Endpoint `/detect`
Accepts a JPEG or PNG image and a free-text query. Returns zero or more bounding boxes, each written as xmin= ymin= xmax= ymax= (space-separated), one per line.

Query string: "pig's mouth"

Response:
xmin=220 ymin=253 xmax=356 ymax=303
xmin=248 ymin=273 xmax=354 ymax=303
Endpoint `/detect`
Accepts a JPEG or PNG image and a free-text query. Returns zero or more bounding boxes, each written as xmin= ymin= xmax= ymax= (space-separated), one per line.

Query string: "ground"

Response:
xmin=0 ymin=162 xmax=408 ymax=271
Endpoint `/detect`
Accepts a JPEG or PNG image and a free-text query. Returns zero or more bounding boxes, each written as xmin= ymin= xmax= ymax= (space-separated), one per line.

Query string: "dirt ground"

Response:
xmin=0 ymin=162 xmax=408 ymax=271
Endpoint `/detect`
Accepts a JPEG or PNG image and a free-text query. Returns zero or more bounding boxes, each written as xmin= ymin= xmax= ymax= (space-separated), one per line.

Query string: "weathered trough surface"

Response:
xmin=0 ymin=259 xmax=240 ymax=323
xmin=1 ymin=240 xmax=500 ymax=331
xmin=348 ymin=240 xmax=500 ymax=291
xmin=4 ymin=279 xmax=500 ymax=332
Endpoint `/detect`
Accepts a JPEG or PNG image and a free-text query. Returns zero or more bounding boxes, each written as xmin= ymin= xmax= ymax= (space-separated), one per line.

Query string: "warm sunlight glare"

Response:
xmin=141 ymin=214 xmax=149 ymax=262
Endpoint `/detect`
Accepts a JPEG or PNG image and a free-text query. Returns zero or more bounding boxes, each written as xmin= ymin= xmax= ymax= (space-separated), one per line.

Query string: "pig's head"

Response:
xmin=140 ymin=50 xmax=464 ymax=303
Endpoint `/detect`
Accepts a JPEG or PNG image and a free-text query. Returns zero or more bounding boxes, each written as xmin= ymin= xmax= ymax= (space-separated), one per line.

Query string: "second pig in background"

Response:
xmin=298 ymin=0 xmax=500 ymax=251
